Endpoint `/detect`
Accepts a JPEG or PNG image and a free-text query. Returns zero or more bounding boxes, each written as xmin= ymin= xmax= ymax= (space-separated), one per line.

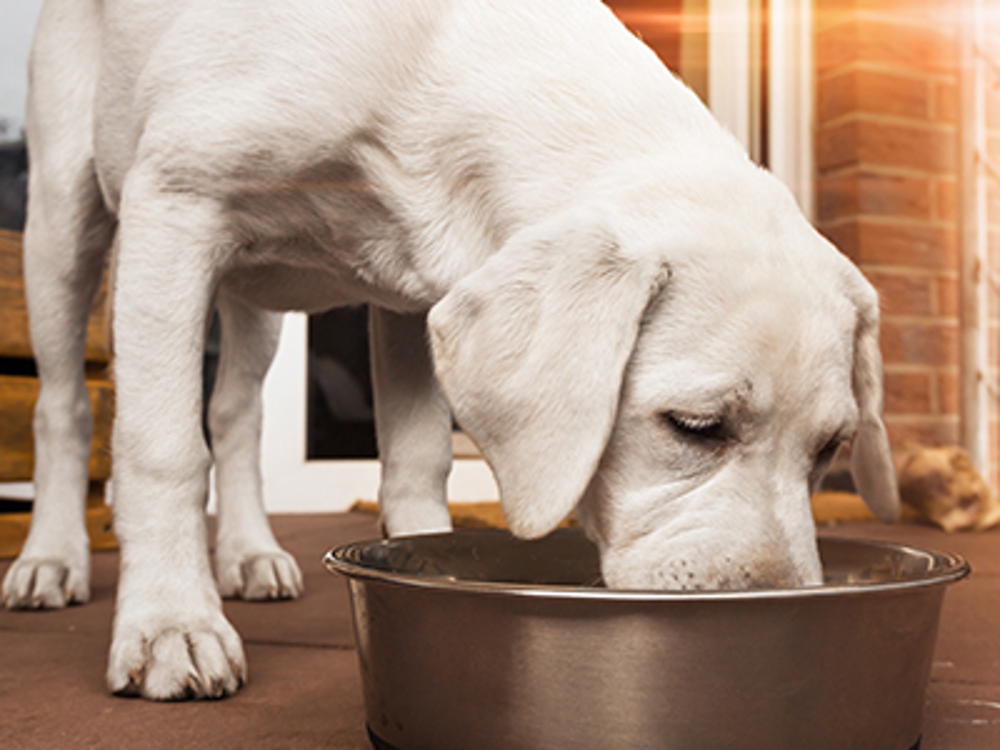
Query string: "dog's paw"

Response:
xmin=216 ymin=549 xmax=304 ymax=601
xmin=107 ymin=616 xmax=246 ymax=700
xmin=2 ymin=557 xmax=90 ymax=609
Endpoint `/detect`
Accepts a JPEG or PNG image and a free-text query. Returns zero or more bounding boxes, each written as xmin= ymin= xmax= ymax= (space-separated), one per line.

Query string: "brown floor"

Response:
xmin=1 ymin=513 xmax=998 ymax=749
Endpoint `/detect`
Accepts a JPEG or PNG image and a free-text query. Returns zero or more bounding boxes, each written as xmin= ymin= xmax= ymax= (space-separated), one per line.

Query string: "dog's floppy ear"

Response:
xmin=428 ymin=209 xmax=669 ymax=539
xmin=848 ymin=294 xmax=901 ymax=522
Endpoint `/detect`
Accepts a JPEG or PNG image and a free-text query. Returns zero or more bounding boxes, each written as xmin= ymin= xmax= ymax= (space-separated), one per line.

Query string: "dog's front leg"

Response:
xmin=106 ymin=178 xmax=244 ymax=699
xmin=370 ymin=307 xmax=453 ymax=537
xmin=211 ymin=292 xmax=303 ymax=600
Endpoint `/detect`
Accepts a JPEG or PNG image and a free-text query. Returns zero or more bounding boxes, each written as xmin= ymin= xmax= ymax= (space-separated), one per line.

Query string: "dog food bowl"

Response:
xmin=325 ymin=529 xmax=968 ymax=750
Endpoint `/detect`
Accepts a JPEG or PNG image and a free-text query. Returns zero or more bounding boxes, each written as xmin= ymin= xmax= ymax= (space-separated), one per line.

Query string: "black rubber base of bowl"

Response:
xmin=368 ymin=726 xmax=922 ymax=750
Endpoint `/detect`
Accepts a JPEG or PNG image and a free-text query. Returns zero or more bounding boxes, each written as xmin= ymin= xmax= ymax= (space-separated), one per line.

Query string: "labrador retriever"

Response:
xmin=3 ymin=0 xmax=899 ymax=699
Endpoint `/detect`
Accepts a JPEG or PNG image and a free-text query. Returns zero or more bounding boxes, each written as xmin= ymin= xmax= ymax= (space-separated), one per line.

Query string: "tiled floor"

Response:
xmin=1 ymin=513 xmax=997 ymax=749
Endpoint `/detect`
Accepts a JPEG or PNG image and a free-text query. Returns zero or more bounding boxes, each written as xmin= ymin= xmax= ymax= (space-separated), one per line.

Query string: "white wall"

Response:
xmin=0 ymin=1 xmax=41 ymax=501
xmin=0 ymin=0 xmax=44 ymax=141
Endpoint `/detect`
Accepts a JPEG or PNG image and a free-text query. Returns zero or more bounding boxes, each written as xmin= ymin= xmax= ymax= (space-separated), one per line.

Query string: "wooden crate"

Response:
xmin=0 ymin=374 xmax=113 ymax=481
xmin=0 ymin=229 xmax=111 ymax=362
xmin=0 ymin=484 xmax=117 ymax=560
xmin=0 ymin=229 xmax=116 ymax=558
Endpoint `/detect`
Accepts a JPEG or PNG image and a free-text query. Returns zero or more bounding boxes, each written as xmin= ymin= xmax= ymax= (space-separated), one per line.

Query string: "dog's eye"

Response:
xmin=662 ymin=411 xmax=726 ymax=442
xmin=815 ymin=436 xmax=842 ymax=468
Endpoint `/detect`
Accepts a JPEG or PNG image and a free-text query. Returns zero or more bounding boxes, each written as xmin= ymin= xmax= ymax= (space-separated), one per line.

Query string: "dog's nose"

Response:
xmin=737 ymin=556 xmax=817 ymax=590
xmin=599 ymin=531 xmax=825 ymax=591
xmin=612 ymin=554 xmax=811 ymax=591
xmin=680 ymin=552 xmax=821 ymax=591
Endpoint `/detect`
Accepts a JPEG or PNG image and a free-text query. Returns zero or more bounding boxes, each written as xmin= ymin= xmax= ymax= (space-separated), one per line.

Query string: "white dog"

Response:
xmin=4 ymin=0 xmax=898 ymax=700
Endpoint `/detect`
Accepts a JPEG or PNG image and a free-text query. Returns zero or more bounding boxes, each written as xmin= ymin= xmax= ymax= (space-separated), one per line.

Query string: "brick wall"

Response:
xmin=814 ymin=0 xmax=964 ymax=452
xmin=615 ymin=0 xmax=997 ymax=487
xmin=984 ymin=4 xmax=1000 ymax=493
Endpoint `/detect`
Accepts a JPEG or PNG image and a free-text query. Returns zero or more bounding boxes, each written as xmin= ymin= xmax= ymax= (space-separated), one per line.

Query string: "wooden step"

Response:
xmin=0 ymin=228 xmax=111 ymax=363
xmin=0 ymin=374 xmax=113 ymax=482
xmin=0 ymin=483 xmax=117 ymax=559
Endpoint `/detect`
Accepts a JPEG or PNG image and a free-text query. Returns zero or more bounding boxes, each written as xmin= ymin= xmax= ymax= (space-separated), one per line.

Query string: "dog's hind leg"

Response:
xmin=211 ymin=292 xmax=303 ymax=600
xmin=3 ymin=0 xmax=113 ymax=610
xmin=370 ymin=307 xmax=454 ymax=537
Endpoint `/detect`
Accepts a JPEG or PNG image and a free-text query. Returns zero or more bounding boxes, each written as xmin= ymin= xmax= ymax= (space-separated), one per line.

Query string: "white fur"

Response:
xmin=3 ymin=0 xmax=898 ymax=700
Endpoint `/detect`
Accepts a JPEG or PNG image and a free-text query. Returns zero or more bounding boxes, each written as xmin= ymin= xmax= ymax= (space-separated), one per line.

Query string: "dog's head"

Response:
xmin=428 ymin=165 xmax=898 ymax=591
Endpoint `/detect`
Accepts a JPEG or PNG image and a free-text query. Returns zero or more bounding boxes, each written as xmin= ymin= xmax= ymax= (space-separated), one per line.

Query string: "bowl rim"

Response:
xmin=323 ymin=532 xmax=971 ymax=602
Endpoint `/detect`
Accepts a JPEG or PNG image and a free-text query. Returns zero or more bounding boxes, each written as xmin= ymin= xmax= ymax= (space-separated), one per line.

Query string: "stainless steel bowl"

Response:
xmin=325 ymin=529 xmax=969 ymax=750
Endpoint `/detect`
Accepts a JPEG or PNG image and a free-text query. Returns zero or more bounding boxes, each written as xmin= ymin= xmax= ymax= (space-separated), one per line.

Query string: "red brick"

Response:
xmin=990 ymin=287 xmax=1000 ymax=320
xmin=815 ymin=0 xmax=958 ymax=32
xmin=813 ymin=0 xmax=853 ymax=10
xmin=854 ymin=0 xmax=956 ymax=21
xmin=828 ymin=223 xmax=955 ymax=276
xmin=989 ymin=187 xmax=1000 ymax=227
xmin=865 ymin=270 xmax=934 ymax=315
xmin=814 ymin=2 xmax=851 ymax=34
xmin=934 ymin=178 xmax=957 ymax=221
xmin=992 ymin=419 xmax=1000 ymax=466
xmin=846 ymin=219 xmax=959 ymax=270
xmin=856 ymin=19 xmax=957 ymax=74
xmin=988 ymin=12 xmax=1000 ymax=48
xmin=879 ymin=319 xmax=958 ymax=366
xmin=934 ymin=275 xmax=960 ymax=317
xmin=986 ymin=134 xmax=1000 ymax=166
xmin=939 ymin=226 xmax=960 ymax=270
xmin=884 ymin=417 xmax=960 ymax=446
xmin=931 ymin=79 xmax=958 ymax=124
xmin=817 ymin=172 xmax=933 ymax=222
xmin=858 ymin=173 xmax=934 ymax=217
xmin=816 ymin=22 xmax=860 ymax=71
xmin=986 ymin=231 xmax=1000 ymax=270
xmin=986 ymin=182 xmax=1000 ymax=227
xmin=817 ymin=175 xmax=858 ymax=222
xmin=817 ymin=120 xmax=955 ymax=174
xmin=813 ymin=1 xmax=856 ymax=15
xmin=816 ymin=6 xmax=958 ymax=72
xmin=818 ymin=69 xmax=930 ymax=123
xmin=937 ymin=370 xmax=960 ymax=414
xmin=818 ymin=72 xmax=852 ymax=123
xmin=987 ymin=88 xmax=1000 ymax=132
xmin=883 ymin=370 xmax=933 ymax=413
xmin=817 ymin=122 xmax=860 ymax=171
xmin=860 ymin=71 xmax=932 ymax=120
